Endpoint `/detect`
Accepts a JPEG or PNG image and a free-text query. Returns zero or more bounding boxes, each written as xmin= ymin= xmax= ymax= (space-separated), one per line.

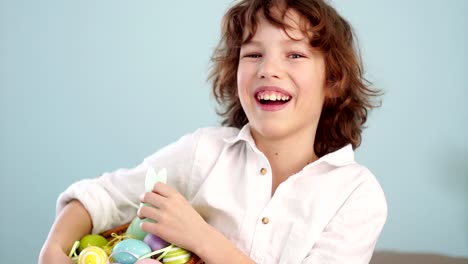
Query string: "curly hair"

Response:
xmin=208 ymin=0 xmax=382 ymax=157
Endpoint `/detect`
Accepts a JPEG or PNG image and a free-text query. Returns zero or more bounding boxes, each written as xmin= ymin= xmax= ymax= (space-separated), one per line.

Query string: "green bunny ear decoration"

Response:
xmin=128 ymin=167 xmax=169 ymax=239
xmin=145 ymin=167 xmax=167 ymax=192
xmin=140 ymin=167 xmax=168 ymax=213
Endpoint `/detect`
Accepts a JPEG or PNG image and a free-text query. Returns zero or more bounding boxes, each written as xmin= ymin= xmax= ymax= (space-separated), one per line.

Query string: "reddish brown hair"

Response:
xmin=209 ymin=0 xmax=381 ymax=157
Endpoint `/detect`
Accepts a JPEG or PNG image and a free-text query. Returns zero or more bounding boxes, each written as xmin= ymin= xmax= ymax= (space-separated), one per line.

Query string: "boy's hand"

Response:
xmin=138 ymin=182 xmax=209 ymax=252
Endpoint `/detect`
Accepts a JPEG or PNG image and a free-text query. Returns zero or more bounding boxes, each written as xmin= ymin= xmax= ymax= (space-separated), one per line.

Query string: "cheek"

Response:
xmin=236 ymin=64 xmax=251 ymax=96
xmin=296 ymin=76 xmax=326 ymax=107
xmin=299 ymin=66 xmax=326 ymax=98
xmin=236 ymin=64 xmax=247 ymax=86
xmin=237 ymin=60 xmax=257 ymax=80
xmin=236 ymin=68 xmax=243 ymax=90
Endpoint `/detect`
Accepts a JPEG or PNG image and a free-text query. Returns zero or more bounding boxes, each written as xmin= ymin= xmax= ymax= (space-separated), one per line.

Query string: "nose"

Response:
xmin=257 ymin=55 xmax=283 ymax=79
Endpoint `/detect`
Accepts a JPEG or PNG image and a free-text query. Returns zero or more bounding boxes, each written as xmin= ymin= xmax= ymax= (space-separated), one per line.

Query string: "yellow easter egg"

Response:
xmin=78 ymin=246 xmax=108 ymax=264
xmin=162 ymin=246 xmax=191 ymax=264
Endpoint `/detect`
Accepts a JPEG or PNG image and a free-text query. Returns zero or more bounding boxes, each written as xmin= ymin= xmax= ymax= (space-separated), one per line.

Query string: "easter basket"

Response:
xmin=69 ymin=168 xmax=204 ymax=264
xmin=69 ymin=221 xmax=204 ymax=264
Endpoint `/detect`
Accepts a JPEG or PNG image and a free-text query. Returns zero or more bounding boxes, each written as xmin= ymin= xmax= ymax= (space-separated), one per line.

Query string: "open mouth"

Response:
xmin=256 ymin=91 xmax=291 ymax=105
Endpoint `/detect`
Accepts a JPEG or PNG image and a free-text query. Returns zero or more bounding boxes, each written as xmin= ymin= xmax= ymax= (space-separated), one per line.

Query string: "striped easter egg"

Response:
xmin=78 ymin=246 xmax=108 ymax=264
xmin=162 ymin=246 xmax=192 ymax=264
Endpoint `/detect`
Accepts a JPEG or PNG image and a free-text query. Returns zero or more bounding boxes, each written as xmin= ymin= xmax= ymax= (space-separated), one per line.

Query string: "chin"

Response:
xmin=250 ymin=122 xmax=291 ymax=141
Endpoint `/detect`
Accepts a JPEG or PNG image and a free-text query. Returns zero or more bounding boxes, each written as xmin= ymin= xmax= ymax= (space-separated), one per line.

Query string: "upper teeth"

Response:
xmin=257 ymin=92 xmax=290 ymax=101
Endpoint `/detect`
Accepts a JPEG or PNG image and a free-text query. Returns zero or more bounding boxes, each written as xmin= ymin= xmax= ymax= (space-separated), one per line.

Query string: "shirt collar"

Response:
xmin=223 ymin=123 xmax=255 ymax=146
xmin=317 ymin=144 xmax=355 ymax=167
xmin=224 ymin=124 xmax=355 ymax=167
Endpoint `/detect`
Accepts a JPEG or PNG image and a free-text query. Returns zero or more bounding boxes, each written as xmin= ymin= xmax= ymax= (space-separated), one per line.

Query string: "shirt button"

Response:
xmin=262 ymin=216 xmax=269 ymax=224
xmin=260 ymin=168 xmax=267 ymax=175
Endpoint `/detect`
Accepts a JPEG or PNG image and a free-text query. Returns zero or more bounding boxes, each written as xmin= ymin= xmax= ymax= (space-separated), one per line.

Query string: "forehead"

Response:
xmin=242 ymin=8 xmax=312 ymax=43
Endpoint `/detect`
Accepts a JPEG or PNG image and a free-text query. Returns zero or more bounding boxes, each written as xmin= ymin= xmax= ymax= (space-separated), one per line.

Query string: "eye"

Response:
xmin=243 ymin=53 xmax=262 ymax=58
xmin=288 ymin=53 xmax=305 ymax=59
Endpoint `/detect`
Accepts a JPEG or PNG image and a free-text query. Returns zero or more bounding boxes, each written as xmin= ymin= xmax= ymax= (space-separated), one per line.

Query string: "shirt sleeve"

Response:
xmin=55 ymin=129 xmax=203 ymax=234
xmin=301 ymin=173 xmax=388 ymax=264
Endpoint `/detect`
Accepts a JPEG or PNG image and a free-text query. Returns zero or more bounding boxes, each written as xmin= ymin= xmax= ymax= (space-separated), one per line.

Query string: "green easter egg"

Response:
xmin=78 ymin=234 xmax=108 ymax=252
xmin=125 ymin=217 xmax=154 ymax=240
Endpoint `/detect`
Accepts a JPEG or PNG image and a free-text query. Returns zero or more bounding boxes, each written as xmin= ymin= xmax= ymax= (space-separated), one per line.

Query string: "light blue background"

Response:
xmin=1 ymin=0 xmax=466 ymax=262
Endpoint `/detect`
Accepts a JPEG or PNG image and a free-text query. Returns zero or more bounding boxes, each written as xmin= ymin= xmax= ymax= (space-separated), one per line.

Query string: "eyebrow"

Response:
xmin=242 ymin=38 xmax=309 ymax=47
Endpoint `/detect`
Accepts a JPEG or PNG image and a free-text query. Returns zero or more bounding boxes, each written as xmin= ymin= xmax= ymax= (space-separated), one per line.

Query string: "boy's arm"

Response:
xmin=39 ymin=200 xmax=92 ymax=264
xmin=196 ymin=224 xmax=256 ymax=264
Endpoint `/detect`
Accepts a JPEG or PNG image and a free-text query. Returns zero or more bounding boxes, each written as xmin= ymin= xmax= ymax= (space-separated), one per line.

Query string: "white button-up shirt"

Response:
xmin=58 ymin=125 xmax=387 ymax=263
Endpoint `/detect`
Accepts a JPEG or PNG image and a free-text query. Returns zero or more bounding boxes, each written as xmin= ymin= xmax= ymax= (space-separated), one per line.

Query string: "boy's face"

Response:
xmin=237 ymin=9 xmax=326 ymax=142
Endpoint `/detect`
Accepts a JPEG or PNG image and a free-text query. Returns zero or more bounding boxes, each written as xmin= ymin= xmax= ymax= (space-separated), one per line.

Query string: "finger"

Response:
xmin=138 ymin=204 xmax=161 ymax=222
xmin=140 ymin=220 xmax=165 ymax=238
xmin=152 ymin=182 xmax=177 ymax=198
xmin=141 ymin=191 xmax=166 ymax=209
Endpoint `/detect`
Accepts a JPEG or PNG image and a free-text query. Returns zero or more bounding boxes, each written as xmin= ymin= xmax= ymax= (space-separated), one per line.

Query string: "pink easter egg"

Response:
xmin=143 ymin=234 xmax=170 ymax=251
xmin=135 ymin=259 xmax=162 ymax=264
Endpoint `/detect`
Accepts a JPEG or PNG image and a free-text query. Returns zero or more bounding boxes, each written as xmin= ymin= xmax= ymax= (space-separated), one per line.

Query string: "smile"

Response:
xmin=256 ymin=91 xmax=291 ymax=102
xmin=254 ymin=88 xmax=292 ymax=111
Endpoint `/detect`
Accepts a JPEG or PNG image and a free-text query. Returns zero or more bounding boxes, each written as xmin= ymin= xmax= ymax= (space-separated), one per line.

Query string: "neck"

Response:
xmin=251 ymin=128 xmax=317 ymax=194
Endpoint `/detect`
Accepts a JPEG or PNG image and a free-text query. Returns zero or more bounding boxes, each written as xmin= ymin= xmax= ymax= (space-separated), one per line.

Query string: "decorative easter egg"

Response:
xmin=111 ymin=239 xmax=152 ymax=264
xmin=162 ymin=246 xmax=191 ymax=264
xmin=78 ymin=246 xmax=107 ymax=264
xmin=78 ymin=234 xmax=108 ymax=252
xmin=143 ymin=234 xmax=170 ymax=251
xmin=135 ymin=259 xmax=163 ymax=264
xmin=126 ymin=217 xmax=153 ymax=240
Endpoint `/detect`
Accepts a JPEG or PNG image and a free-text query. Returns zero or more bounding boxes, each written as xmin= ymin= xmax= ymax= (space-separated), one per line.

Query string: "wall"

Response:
xmin=0 ymin=0 xmax=466 ymax=262
xmin=334 ymin=0 xmax=468 ymax=257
